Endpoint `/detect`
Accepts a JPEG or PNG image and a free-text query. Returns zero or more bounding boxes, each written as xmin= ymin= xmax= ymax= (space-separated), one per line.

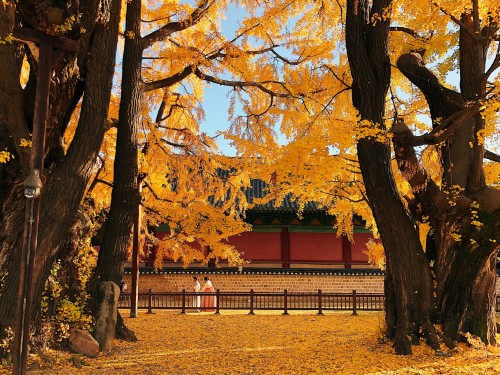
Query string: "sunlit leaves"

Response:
xmin=78 ymin=0 xmax=500 ymax=268
xmin=21 ymin=311 xmax=500 ymax=374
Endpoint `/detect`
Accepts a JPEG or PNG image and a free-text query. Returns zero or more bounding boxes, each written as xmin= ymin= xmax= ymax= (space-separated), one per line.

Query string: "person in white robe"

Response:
xmin=193 ymin=277 xmax=201 ymax=312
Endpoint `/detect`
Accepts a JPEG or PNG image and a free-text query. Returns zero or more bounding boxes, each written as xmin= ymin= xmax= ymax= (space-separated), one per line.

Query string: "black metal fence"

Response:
xmin=118 ymin=289 xmax=385 ymax=315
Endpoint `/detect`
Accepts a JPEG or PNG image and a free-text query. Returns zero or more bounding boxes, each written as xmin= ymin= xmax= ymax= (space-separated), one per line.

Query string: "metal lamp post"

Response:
xmin=11 ymin=28 xmax=77 ymax=375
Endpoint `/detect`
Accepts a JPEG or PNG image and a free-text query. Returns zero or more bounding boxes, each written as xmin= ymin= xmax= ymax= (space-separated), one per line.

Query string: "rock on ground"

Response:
xmin=68 ymin=328 xmax=99 ymax=358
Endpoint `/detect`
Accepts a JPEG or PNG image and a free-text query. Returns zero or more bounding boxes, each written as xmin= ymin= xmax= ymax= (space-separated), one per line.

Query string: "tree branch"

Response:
xmin=391 ymin=119 xmax=442 ymax=206
xmin=144 ymin=65 xmax=195 ymax=92
xmin=193 ymin=67 xmax=290 ymax=98
xmin=390 ymin=104 xmax=481 ymax=147
xmin=390 ymin=26 xmax=430 ymax=41
xmin=431 ymin=1 xmax=480 ymax=42
xmin=142 ymin=0 xmax=210 ymax=49
xmin=484 ymin=44 xmax=500 ymax=80
xmin=485 ymin=150 xmax=500 ymax=162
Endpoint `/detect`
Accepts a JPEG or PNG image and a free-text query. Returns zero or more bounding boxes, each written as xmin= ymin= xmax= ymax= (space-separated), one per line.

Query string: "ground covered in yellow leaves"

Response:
xmin=3 ymin=310 xmax=500 ymax=374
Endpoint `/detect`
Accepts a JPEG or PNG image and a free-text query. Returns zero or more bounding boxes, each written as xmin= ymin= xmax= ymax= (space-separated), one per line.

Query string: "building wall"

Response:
xmin=123 ymin=271 xmax=382 ymax=294
xmin=123 ymin=271 xmax=500 ymax=295
xmin=153 ymin=229 xmax=372 ymax=267
xmin=227 ymin=232 xmax=282 ymax=260
xmin=289 ymin=232 xmax=343 ymax=261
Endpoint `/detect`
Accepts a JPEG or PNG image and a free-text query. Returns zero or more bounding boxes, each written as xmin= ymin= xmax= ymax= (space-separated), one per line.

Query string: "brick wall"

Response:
xmin=123 ymin=271 xmax=385 ymax=293
xmin=122 ymin=270 xmax=500 ymax=295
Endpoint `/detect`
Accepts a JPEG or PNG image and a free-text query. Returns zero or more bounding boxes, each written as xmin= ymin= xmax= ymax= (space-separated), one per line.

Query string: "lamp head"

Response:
xmin=24 ymin=169 xmax=43 ymax=199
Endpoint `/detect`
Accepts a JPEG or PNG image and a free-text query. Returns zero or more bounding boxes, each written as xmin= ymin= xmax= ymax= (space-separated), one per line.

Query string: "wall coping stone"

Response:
xmin=124 ymin=267 xmax=386 ymax=276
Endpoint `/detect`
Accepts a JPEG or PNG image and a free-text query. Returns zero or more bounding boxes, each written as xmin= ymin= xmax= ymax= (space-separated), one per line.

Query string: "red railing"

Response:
xmin=118 ymin=289 xmax=385 ymax=315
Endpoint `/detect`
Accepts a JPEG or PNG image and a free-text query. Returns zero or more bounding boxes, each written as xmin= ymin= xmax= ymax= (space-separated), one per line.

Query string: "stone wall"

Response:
xmin=122 ymin=269 xmax=500 ymax=295
xmin=123 ymin=270 xmax=380 ymax=294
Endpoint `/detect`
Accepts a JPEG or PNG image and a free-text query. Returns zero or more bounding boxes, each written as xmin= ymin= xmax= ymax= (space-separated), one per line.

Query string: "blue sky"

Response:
xmin=197 ymin=3 xmax=247 ymax=155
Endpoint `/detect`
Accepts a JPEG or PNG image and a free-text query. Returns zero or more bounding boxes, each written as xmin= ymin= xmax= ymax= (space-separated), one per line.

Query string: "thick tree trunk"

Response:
xmin=439 ymin=248 xmax=498 ymax=344
xmin=434 ymin=211 xmax=500 ymax=344
xmin=345 ymin=0 xmax=439 ymax=354
xmin=93 ymin=0 xmax=143 ymax=288
xmin=0 ymin=0 xmax=121 ymax=330
xmin=357 ymin=140 xmax=439 ymax=354
xmin=396 ymin=46 xmax=499 ymax=346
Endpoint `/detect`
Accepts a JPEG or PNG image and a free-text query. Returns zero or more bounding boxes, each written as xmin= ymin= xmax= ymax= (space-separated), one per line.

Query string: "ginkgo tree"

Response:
xmin=91 ymin=0 xmax=344 ymax=289
xmin=223 ymin=0 xmax=500 ymax=355
xmin=86 ymin=0 xmax=350 ymax=342
xmin=0 ymin=0 xmax=122 ymax=339
xmin=1 ymin=0 xmax=498 ymax=358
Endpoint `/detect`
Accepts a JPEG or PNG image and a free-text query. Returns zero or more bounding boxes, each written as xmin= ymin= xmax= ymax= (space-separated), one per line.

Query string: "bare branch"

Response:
xmin=431 ymin=1 xmax=479 ymax=42
xmin=193 ymin=68 xmax=290 ymax=98
xmin=485 ymin=150 xmax=500 ymax=162
xmin=320 ymin=64 xmax=351 ymax=89
xmin=143 ymin=180 xmax=173 ymax=202
xmin=484 ymin=44 xmax=500 ymax=80
xmin=160 ymin=138 xmax=189 ymax=149
xmin=390 ymin=26 xmax=430 ymax=42
xmin=144 ymin=65 xmax=195 ymax=92
xmin=141 ymin=16 xmax=170 ymax=24
xmin=391 ymin=104 xmax=482 ymax=147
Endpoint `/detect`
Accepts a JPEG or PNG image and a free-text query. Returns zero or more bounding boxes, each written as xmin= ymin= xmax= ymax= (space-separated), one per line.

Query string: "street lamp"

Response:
xmin=11 ymin=27 xmax=77 ymax=375
xmin=23 ymin=169 xmax=43 ymax=199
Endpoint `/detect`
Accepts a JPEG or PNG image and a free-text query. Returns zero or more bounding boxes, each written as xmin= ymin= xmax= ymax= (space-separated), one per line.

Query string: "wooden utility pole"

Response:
xmin=11 ymin=28 xmax=77 ymax=375
xmin=130 ymin=173 xmax=146 ymax=317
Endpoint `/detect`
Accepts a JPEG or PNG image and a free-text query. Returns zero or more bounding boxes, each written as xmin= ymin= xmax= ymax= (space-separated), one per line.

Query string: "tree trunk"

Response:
xmin=396 ymin=44 xmax=499 ymax=346
xmin=0 ymin=0 xmax=121 ymax=331
xmin=93 ymin=0 xmax=143 ymax=288
xmin=433 ymin=209 xmax=499 ymax=344
xmin=345 ymin=0 xmax=440 ymax=354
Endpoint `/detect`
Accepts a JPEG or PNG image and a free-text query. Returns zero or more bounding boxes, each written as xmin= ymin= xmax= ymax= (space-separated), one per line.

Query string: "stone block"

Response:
xmin=68 ymin=328 xmax=99 ymax=358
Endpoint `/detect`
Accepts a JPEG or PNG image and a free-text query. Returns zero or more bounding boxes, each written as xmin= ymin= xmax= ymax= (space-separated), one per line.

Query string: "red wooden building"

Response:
xmin=148 ymin=178 xmax=377 ymax=270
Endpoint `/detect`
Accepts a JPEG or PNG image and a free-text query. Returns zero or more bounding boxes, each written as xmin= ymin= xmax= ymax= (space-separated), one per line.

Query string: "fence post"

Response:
xmin=317 ymin=289 xmax=324 ymax=315
xmin=283 ymin=289 xmax=289 ymax=315
xmin=214 ymin=289 xmax=220 ymax=315
xmin=249 ymin=289 xmax=255 ymax=315
xmin=147 ymin=288 xmax=155 ymax=314
xmin=352 ymin=289 xmax=358 ymax=316
xmin=181 ymin=289 xmax=186 ymax=314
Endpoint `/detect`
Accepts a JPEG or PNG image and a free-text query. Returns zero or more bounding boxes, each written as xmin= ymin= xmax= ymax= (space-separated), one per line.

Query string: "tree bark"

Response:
xmin=0 ymin=0 xmax=121 ymax=330
xmin=395 ymin=43 xmax=499 ymax=344
xmin=93 ymin=0 xmax=143 ymax=287
xmin=345 ymin=0 xmax=439 ymax=355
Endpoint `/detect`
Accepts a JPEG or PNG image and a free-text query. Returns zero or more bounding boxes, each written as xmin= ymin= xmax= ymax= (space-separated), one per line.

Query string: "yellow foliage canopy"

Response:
xmin=50 ymin=0 xmax=499 ymax=268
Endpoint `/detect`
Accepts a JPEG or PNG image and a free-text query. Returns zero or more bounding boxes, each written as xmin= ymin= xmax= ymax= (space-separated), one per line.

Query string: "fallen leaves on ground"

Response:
xmin=2 ymin=310 xmax=499 ymax=374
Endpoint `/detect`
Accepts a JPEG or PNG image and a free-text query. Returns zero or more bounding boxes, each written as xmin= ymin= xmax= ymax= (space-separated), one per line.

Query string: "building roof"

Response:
xmin=244 ymin=178 xmax=324 ymax=213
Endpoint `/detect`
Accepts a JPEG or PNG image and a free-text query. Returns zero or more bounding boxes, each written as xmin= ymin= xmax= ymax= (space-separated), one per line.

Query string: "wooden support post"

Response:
xmin=342 ymin=235 xmax=352 ymax=269
xmin=249 ymin=289 xmax=255 ymax=315
xmin=281 ymin=227 xmax=290 ymax=268
xmin=146 ymin=288 xmax=154 ymax=314
xmin=130 ymin=174 xmax=145 ymax=318
xmin=352 ymin=289 xmax=358 ymax=316
xmin=181 ymin=289 xmax=186 ymax=314
xmin=214 ymin=289 xmax=220 ymax=315
xmin=317 ymin=289 xmax=324 ymax=315
xmin=283 ymin=289 xmax=289 ymax=315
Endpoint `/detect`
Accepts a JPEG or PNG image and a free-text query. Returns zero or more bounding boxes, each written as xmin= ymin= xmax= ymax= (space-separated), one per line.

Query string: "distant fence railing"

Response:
xmin=118 ymin=289 xmax=385 ymax=315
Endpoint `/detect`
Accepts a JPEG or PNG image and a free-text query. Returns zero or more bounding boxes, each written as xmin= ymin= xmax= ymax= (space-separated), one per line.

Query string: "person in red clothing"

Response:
xmin=200 ymin=276 xmax=216 ymax=312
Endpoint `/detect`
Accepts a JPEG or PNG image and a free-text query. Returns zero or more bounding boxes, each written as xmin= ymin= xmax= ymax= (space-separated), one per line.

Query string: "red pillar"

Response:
xmin=207 ymin=246 xmax=216 ymax=268
xmin=342 ymin=235 xmax=352 ymax=268
xmin=281 ymin=227 xmax=290 ymax=268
